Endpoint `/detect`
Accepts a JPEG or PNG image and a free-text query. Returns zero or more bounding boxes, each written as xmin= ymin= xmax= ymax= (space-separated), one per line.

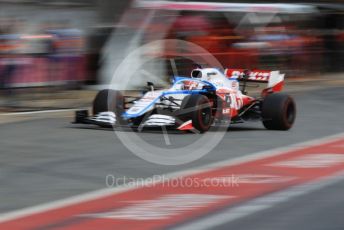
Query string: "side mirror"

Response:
xmin=170 ymin=76 xmax=176 ymax=84
xmin=147 ymin=82 xmax=155 ymax=91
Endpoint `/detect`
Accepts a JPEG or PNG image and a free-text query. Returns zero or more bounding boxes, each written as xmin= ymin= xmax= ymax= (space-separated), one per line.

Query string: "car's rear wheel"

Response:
xmin=261 ymin=93 xmax=296 ymax=130
xmin=179 ymin=94 xmax=213 ymax=133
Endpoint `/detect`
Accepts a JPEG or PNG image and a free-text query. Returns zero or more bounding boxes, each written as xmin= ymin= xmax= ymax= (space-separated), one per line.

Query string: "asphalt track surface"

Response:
xmin=1 ymin=86 xmax=344 ymax=229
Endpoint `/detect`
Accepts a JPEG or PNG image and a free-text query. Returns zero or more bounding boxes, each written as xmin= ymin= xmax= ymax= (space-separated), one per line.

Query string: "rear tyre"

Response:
xmin=179 ymin=94 xmax=213 ymax=133
xmin=261 ymin=93 xmax=296 ymax=130
xmin=93 ymin=89 xmax=125 ymax=124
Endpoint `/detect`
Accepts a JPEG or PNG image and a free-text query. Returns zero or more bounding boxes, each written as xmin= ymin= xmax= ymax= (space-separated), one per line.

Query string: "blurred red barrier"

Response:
xmin=0 ymin=56 xmax=86 ymax=88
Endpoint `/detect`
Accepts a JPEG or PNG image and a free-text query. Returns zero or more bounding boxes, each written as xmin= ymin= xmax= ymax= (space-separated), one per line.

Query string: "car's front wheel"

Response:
xmin=93 ymin=89 xmax=125 ymax=124
xmin=178 ymin=94 xmax=213 ymax=133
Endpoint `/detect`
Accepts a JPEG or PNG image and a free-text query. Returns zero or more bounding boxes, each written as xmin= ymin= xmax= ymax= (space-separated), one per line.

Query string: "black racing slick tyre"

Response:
xmin=93 ymin=89 xmax=125 ymax=123
xmin=261 ymin=93 xmax=296 ymax=130
xmin=179 ymin=94 xmax=213 ymax=133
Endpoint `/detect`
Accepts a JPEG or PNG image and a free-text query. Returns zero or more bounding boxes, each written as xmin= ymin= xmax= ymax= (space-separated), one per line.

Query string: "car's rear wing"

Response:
xmin=224 ymin=69 xmax=285 ymax=95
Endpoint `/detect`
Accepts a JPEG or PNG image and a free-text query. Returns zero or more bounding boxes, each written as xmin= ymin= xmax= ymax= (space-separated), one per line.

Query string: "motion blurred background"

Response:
xmin=0 ymin=0 xmax=343 ymax=110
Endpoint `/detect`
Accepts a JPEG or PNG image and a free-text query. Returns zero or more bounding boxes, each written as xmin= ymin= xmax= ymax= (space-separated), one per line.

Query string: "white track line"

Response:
xmin=1 ymin=132 xmax=344 ymax=223
xmin=172 ymin=170 xmax=344 ymax=230
xmin=0 ymin=109 xmax=79 ymax=116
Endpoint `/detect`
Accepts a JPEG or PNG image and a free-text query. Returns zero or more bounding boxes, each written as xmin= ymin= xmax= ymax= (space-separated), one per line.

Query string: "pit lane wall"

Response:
xmin=0 ymin=1 xmax=97 ymax=89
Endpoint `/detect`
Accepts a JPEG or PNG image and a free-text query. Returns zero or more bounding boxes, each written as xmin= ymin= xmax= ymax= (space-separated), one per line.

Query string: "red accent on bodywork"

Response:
xmin=272 ymin=81 xmax=284 ymax=92
xmin=242 ymin=95 xmax=255 ymax=107
xmin=230 ymin=108 xmax=238 ymax=118
xmin=262 ymin=81 xmax=285 ymax=97
xmin=178 ymin=120 xmax=194 ymax=131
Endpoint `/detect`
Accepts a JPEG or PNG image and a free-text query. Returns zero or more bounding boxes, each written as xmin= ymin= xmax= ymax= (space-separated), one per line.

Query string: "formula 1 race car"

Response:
xmin=74 ymin=67 xmax=296 ymax=133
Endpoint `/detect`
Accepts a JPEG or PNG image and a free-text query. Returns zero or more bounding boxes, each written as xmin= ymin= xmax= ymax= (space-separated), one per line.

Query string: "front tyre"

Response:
xmin=179 ymin=94 xmax=213 ymax=133
xmin=93 ymin=89 xmax=125 ymax=124
xmin=261 ymin=93 xmax=296 ymax=130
